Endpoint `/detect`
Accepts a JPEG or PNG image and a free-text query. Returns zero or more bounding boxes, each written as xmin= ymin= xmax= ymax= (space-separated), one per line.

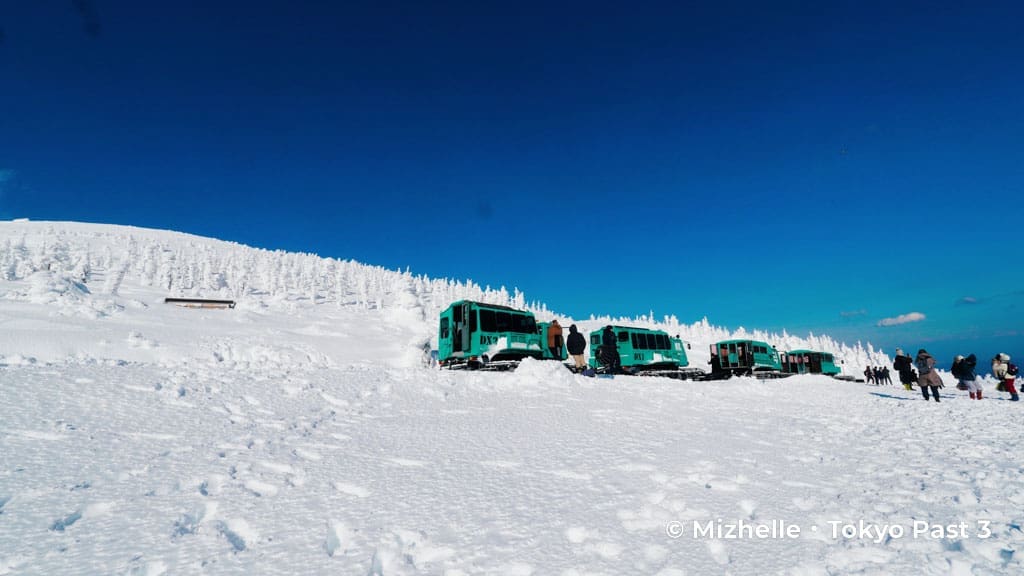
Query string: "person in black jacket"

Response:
xmin=953 ymin=354 xmax=982 ymax=400
xmin=566 ymin=324 xmax=587 ymax=372
xmin=893 ymin=348 xmax=916 ymax=390
xmin=599 ymin=325 xmax=621 ymax=374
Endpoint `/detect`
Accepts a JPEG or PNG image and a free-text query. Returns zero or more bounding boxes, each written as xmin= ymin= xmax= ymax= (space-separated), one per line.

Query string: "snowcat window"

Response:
xmin=631 ymin=333 xmax=641 ymax=349
xmin=617 ymin=331 xmax=629 ymax=343
xmin=479 ymin=309 xmax=496 ymax=332
xmin=657 ymin=334 xmax=669 ymax=350
xmin=511 ymin=314 xmax=536 ymax=334
xmin=440 ymin=318 xmax=450 ymax=338
xmin=495 ymin=311 xmax=512 ymax=332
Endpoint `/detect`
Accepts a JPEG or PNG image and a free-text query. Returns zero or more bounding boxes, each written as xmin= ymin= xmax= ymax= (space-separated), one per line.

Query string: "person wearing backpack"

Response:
xmin=992 ymin=353 xmax=1019 ymax=401
xmin=915 ymin=349 xmax=943 ymax=402
xmin=954 ymin=354 xmax=982 ymax=399
xmin=893 ymin=348 xmax=916 ymax=390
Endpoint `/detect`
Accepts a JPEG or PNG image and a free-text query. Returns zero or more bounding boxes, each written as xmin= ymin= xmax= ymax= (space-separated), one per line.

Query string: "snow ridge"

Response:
xmin=0 ymin=220 xmax=887 ymax=372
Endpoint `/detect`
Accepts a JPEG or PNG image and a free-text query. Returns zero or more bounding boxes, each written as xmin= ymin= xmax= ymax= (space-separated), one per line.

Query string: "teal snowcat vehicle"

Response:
xmin=781 ymin=349 xmax=841 ymax=376
xmin=709 ymin=339 xmax=785 ymax=379
xmin=589 ymin=325 xmax=693 ymax=377
xmin=437 ymin=300 xmax=565 ymax=369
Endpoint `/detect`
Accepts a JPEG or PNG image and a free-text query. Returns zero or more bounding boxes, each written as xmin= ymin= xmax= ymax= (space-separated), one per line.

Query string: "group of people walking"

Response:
xmin=863 ymin=366 xmax=892 ymax=385
xmin=890 ymin=348 xmax=1019 ymax=402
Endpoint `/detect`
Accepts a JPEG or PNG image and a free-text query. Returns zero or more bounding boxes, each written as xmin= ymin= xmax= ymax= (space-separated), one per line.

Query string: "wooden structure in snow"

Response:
xmin=164 ymin=297 xmax=236 ymax=309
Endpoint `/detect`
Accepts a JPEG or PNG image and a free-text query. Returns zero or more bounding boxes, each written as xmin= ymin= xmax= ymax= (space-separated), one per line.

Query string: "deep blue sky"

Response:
xmin=2 ymin=1 xmax=1022 ymax=366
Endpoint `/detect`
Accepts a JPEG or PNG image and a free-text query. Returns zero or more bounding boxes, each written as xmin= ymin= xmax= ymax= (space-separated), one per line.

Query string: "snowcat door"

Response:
xmin=809 ymin=354 xmax=821 ymax=373
xmin=452 ymin=304 xmax=465 ymax=353
xmin=461 ymin=303 xmax=473 ymax=353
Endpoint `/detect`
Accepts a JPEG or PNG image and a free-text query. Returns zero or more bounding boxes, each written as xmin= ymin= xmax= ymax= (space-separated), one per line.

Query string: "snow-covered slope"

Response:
xmin=0 ymin=220 xmax=888 ymax=372
xmin=3 ymin=221 xmax=1022 ymax=575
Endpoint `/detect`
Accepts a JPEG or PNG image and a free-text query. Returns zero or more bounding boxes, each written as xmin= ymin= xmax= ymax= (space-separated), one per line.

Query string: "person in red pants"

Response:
xmin=991 ymin=353 xmax=1019 ymax=402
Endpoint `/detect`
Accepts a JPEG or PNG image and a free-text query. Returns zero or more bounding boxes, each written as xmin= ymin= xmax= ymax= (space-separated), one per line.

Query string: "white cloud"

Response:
xmin=877 ymin=312 xmax=926 ymax=327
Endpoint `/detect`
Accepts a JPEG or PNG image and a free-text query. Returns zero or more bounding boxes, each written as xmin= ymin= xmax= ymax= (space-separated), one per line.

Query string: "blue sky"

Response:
xmin=1 ymin=1 xmax=1021 ymax=366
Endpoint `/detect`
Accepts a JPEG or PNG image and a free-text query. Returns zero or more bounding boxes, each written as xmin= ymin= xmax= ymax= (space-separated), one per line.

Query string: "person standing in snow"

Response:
xmin=600 ymin=325 xmax=621 ymax=374
xmin=893 ymin=348 xmax=916 ymax=390
xmin=864 ymin=366 xmax=874 ymax=385
xmin=566 ymin=324 xmax=587 ymax=372
xmin=709 ymin=352 xmax=723 ymax=377
xmin=951 ymin=355 xmax=967 ymax=389
xmin=952 ymin=354 xmax=982 ymax=400
xmin=882 ymin=366 xmax=892 ymax=385
xmin=991 ymin=353 xmax=1018 ymax=401
xmin=915 ymin=349 xmax=943 ymax=402
xmin=547 ymin=320 xmax=564 ymax=360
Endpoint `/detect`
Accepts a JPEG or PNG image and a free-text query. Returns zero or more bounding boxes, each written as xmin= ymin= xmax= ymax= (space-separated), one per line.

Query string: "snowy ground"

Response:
xmin=2 ymin=221 xmax=1023 ymax=575
xmin=3 ymin=361 xmax=1024 ymax=575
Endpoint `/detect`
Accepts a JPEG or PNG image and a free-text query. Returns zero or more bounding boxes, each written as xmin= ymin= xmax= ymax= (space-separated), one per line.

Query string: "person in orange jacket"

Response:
xmin=547 ymin=320 xmax=563 ymax=359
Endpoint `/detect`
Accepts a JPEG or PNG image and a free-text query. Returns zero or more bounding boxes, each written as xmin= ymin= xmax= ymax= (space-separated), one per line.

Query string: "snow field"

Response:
xmin=2 ymin=220 xmax=1021 ymax=575
xmin=2 ymin=360 xmax=1023 ymax=575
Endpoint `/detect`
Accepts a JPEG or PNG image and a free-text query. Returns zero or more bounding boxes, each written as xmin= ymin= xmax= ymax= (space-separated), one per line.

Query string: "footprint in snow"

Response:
xmin=173 ymin=501 xmax=218 ymax=538
xmin=50 ymin=510 xmax=83 ymax=532
xmin=217 ymin=519 xmax=256 ymax=552
xmin=48 ymin=502 xmax=115 ymax=532
xmin=292 ymin=448 xmax=322 ymax=461
xmin=325 ymin=520 xmax=359 ymax=557
xmin=243 ymin=480 xmax=279 ymax=497
xmin=199 ymin=475 xmax=226 ymax=496
xmin=333 ymin=482 xmax=370 ymax=498
xmin=256 ymin=461 xmax=295 ymax=475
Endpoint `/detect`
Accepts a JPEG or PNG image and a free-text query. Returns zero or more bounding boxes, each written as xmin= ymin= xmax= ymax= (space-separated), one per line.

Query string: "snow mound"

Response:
xmin=512 ymin=357 xmax=579 ymax=387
